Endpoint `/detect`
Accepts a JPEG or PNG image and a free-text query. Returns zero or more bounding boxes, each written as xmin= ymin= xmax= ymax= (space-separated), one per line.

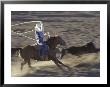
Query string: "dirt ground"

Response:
xmin=11 ymin=11 xmax=100 ymax=77
xmin=11 ymin=52 xmax=100 ymax=77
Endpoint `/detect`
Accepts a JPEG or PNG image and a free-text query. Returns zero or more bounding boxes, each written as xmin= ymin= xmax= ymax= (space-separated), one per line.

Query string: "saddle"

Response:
xmin=34 ymin=44 xmax=49 ymax=61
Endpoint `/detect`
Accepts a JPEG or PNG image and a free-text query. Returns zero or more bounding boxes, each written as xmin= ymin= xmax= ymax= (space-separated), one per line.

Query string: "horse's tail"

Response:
xmin=17 ymin=48 xmax=22 ymax=58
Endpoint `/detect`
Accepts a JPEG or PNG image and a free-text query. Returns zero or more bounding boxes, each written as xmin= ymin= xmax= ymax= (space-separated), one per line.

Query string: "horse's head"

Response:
xmin=86 ymin=42 xmax=96 ymax=49
xmin=55 ymin=36 xmax=66 ymax=46
xmin=46 ymin=36 xmax=66 ymax=49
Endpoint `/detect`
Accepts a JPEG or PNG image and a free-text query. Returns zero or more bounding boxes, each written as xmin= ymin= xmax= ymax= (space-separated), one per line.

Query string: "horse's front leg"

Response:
xmin=21 ymin=59 xmax=27 ymax=70
xmin=52 ymin=60 xmax=65 ymax=71
xmin=55 ymin=59 xmax=71 ymax=71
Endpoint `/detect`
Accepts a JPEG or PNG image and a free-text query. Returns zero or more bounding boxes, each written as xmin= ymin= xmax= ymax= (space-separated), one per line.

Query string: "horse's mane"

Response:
xmin=46 ymin=36 xmax=61 ymax=41
xmin=46 ymin=36 xmax=61 ymax=44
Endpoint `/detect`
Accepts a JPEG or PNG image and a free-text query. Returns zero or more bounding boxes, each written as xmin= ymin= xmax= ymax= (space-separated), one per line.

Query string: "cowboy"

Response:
xmin=35 ymin=21 xmax=49 ymax=60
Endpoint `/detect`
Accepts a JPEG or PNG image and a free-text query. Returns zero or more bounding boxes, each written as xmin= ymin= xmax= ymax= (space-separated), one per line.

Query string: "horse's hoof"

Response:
xmin=67 ymin=67 xmax=72 ymax=71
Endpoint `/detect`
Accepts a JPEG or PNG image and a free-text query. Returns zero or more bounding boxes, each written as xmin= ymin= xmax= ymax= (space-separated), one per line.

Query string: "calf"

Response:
xmin=61 ymin=42 xmax=100 ymax=57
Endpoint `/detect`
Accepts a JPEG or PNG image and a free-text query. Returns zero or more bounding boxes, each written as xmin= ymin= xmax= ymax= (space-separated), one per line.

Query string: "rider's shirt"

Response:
xmin=35 ymin=22 xmax=49 ymax=57
xmin=35 ymin=22 xmax=44 ymax=45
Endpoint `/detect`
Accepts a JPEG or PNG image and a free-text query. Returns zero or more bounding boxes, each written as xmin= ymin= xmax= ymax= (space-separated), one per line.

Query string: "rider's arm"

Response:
xmin=41 ymin=22 xmax=44 ymax=32
xmin=35 ymin=24 xmax=41 ymax=32
xmin=44 ymin=33 xmax=47 ymax=36
xmin=44 ymin=32 xmax=50 ymax=38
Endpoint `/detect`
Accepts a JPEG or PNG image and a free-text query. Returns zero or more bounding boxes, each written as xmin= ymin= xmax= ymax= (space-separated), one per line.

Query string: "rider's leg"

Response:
xmin=36 ymin=32 xmax=45 ymax=60
xmin=43 ymin=44 xmax=49 ymax=61
xmin=40 ymin=45 xmax=45 ymax=60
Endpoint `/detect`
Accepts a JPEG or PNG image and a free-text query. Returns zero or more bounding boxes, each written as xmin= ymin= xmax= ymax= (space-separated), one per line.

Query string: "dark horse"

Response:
xmin=18 ymin=36 xmax=70 ymax=71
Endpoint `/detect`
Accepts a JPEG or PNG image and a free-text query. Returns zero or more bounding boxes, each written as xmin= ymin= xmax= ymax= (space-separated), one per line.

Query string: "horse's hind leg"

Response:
xmin=21 ymin=60 xmax=27 ymax=70
xmin=27 ymin=59 xmax=32 ymax=68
